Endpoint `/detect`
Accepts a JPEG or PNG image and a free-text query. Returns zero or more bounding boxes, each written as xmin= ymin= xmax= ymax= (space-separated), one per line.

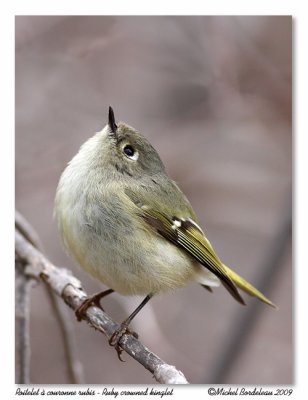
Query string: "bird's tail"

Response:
xmin=223 ymin=264 xmax=277 ymax=309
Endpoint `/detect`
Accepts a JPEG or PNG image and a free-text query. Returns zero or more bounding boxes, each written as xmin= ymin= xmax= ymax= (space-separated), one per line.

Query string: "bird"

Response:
xmin=54 ymin=107 xmax=276 ymax=359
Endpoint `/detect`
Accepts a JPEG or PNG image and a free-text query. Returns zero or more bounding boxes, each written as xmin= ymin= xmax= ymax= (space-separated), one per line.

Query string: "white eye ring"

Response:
xmin=122 ymin=144 xmax=139 ymax=161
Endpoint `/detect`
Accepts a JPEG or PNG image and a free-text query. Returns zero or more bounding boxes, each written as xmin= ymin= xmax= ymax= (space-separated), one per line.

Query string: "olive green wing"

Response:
xmin=139 ymin=206 xmax=245 ymax=305
xmin=125 ymin=183 xmax=275 ymax=308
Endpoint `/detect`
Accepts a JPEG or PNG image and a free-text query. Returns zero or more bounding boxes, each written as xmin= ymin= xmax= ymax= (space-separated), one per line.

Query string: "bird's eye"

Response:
xmin=123 ymin=144 xmax=139 ymax=161
xmin=123 ymin=145 xmax=134 ymax=157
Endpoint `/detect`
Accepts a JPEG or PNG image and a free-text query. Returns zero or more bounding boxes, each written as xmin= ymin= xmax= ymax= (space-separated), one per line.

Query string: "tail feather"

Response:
xmin=223 ymin=264 xmax=277 ymax=309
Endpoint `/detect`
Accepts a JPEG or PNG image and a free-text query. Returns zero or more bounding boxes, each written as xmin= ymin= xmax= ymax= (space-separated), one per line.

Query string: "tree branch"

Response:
xmin=15 ymin=211 xmax=85 ymax=384
xmin=15 ymin=256 xmax=34 ymax=384
xmin=43 ymin=283 xmax=86 ymax=384
xmin=15 ymin=210 xmax=43 ymax=249
xmin=15 ymin=229 xmax=189 ymax=384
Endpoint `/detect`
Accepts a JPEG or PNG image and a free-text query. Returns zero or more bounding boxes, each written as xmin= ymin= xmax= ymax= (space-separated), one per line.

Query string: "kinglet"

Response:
xmin=55 ymin=107 xmax=275 ymax=357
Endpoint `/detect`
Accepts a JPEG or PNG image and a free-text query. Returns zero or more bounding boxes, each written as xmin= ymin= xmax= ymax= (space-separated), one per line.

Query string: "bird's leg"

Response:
xmin=109 ymin=293 xmax=153 ymax=361
xmin=75 ymin=288 xmax=114 ymax=321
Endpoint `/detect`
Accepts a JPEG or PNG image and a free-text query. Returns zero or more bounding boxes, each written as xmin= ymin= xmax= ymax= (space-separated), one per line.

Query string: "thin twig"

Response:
xmin=15 ymin=210 xmax=43 ymax=249
xmin=15 ymin=210 xmax=85 ymax=384
xmin=44 ymin=284 xmax=86 ymax=383
xmin=15 ymin=229 xmax=189 ymax=384
xmin=15 ymin=256 xmax=35 ymax=384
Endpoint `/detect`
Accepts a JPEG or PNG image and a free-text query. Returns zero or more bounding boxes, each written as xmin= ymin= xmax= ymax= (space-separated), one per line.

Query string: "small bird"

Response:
xmin=55 ymin=107 xmax=276 ymax=358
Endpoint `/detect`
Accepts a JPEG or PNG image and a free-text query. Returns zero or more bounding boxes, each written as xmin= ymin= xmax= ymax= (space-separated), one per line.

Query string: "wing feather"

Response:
xmin=141 ymin=207 xmax=245 ymax=305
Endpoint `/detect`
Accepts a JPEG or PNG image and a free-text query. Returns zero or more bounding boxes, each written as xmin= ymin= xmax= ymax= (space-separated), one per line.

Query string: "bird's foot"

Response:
xmin=109 ymin=323 xmax=139 ymax=361
xmin=75 ymin=292 xmax=106 ymax=321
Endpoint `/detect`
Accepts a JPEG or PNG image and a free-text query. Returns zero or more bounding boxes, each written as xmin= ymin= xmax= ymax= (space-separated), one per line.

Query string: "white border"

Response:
xmin=6 ymin=0 xmax=299 ymax=15
xmin=2 ymin=1 xmax=305 ymax=399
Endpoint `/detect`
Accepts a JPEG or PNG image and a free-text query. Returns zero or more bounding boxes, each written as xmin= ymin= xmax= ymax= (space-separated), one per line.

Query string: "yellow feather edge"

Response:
xmin=223 ymin=263 xmax=278 ymax=309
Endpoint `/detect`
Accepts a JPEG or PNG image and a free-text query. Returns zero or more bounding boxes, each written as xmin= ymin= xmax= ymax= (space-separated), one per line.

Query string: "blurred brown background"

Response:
xmin=15 ymin=16 xmax=292 ymax=384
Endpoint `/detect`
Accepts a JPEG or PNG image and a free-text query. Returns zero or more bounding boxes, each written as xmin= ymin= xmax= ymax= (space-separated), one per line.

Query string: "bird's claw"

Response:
xmin=75 ymin=295 xmax=105 ymax=321
xmin=109 ymin=324 xmax=139 ymax=362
